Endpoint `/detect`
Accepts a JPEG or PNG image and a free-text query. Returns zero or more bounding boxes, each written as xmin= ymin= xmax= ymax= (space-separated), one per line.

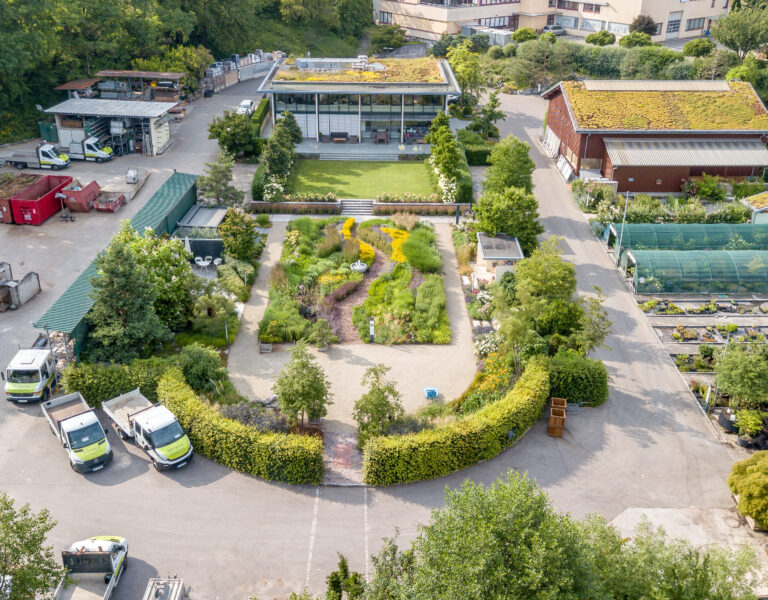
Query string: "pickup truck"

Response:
xmin=0 ymin=143 xmax=70 ymax=170
xmin=41 ymin=393 xmax=113 ymax=473
xmin=53 ymin=536 xmax=128 ymax=600
xmin=102 ymin=389 xmax=193 ymax=470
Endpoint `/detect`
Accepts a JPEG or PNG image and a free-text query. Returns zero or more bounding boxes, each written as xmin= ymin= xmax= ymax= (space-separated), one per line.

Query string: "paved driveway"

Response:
xmin=0 ymin=93 xmax=739 ymax=599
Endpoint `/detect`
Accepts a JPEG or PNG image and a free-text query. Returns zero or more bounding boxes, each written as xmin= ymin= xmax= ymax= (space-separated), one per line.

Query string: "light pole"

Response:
xmin=369 ymin=317 xmax=375 ymax=344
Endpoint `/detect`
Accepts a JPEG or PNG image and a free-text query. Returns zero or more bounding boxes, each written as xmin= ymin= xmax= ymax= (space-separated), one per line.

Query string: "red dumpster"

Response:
xmin=0 ymin=174 xmax=42 ymax=224
xmin=10 ymin=175 xmax=72 ymax=225
xmin=60 ymin=179 xmax=100 ymax=212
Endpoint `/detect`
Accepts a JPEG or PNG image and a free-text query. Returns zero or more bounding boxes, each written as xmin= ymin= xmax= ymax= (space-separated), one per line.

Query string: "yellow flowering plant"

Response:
xmin=381 ymin=227 xmax=409 ymax=263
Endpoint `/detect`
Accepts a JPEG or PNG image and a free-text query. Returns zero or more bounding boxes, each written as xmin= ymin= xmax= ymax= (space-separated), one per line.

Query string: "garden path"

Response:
xmin=227 ymin=222 xmax=477 ymax=434
xmin=333 ymin=247 xmax=387 ymax=343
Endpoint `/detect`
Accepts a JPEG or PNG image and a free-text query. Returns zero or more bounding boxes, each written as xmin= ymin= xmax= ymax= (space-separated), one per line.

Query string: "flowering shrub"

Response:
xmin=359 ymin=240 xmax=376 ymax=265
xmin=264 ymin=175 xmax=286 ymax=203
xmin=376 ymin=192 xmax=441 ymax=203
xmin=341 ymin=217 xmax=355 ymax=239
xmin=474 ymin=332 xmax=501 ymax=358
xmin=438 ymin=172 xmax=458 ymax=203
xmin=284 ymin=192 xmax=338 ymax=203
xmin=381 ymin=227 xmax=409 ymax=263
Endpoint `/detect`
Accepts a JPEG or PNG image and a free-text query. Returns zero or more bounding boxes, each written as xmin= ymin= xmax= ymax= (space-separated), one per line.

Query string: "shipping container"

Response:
xmin=10 ymin=175 xmax=72 ymax=225
xmin=60 ymin=179 xmax=100 ymax=212
xmin=0 ymin=174 xmax=43 ymax=224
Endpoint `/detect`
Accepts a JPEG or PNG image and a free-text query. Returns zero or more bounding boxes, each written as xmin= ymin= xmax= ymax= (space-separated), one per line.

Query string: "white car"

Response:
xmin=541 ymin=24 xmax=567 ymax=36
xmin=236 ymin=99 xmax=255 ymax=116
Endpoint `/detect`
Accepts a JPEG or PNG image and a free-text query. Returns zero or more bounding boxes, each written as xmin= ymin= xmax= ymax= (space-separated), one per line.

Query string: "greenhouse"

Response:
xmin=606 ymin=223 xmax=768 ymax=260
xmin=625 ymin=250 xmax=768 ymax=294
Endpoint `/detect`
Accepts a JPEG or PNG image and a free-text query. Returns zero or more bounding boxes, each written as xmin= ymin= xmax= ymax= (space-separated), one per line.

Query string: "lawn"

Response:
xmin=287 ymin=160 xmax=434 ymax=199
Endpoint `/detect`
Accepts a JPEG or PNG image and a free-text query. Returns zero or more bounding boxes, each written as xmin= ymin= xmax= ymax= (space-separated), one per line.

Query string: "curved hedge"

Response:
xmin=159 ymin=368 xmax=323 ymax=485
xmin=62 ymin=357 xmax=169 ymax=407
xmin=362 ymin=358 xmax=550 ymax=486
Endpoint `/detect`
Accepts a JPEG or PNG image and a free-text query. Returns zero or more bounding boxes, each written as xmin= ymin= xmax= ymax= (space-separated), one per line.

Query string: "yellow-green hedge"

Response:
xmin=362 ymin=358 xmax=550 ymax=486
xmin=159 ymin=368 xmax=323 ymax=484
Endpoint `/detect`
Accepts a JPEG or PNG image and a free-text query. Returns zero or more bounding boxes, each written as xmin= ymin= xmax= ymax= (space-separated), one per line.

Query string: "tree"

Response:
xmin=280 ymin=0 xmax=339 ymax=28
xmin=279 ymin=110 xmax=303 ymax=144
xmin=729 ymin=452 xmax=768 ymax=529
xmin=114 ymin=221 xmax=194 ymax=331
xmin=208 ymin=111 xmax=263 ymax=158
xmin=218 ymin=207 xmax=256 ymax=261
xmin=353 ymin=364 xmax=404 ymax=447
xmin=424 ymin=110 xmax=450 ymax=143
xmin=325 ymin=554 xmax=364 ymax=600
xmin=336 ymin=0 xmax=373 ymax=37
xmin=514 ymin=237 xmax=577 ymax=305
xmin=683 ymin=37 xmax=716 ymax=57
xmin=132 ymin=44 xmax=214 ymax=91
xmin=585 ymin=31 xmax=616 ymax=46
xmin=573 ymin=286 xmax=612 ymax=355
xmin=511 ymin=39 xmax=575 ymax=89
xmin=695 ymin=49 xmax=740 ymax=79
xmin=369 ymin=25 xmax=406 ymax=54
xmin=475 ymin=188 xmax=544 ymax=255
xmin=619 ymin=31 xmax=653 ymax=48
xmin=467 ymin=33 xmax=490 ymax=52
xmin=197 ymin=152 xmax=245 ymax=207
xmin=482 ymin=134 xmax=536 ymax=194
xmin=630 ymin=14 xmax=657 ymax=35
xmin=447 ymin=41 xmax=482 ymax=100
xmin=726 ymin=55 xmax=768 ymax=99
xmin=263 ymin=121 xmax=296 ymax=178
xmin=273 ymin=341 xmax=333 ymax=427
xmin=711 ymin=7 xmax=768 ymax=60
xmin=87 ymin=233 xmax=170 ymax=363
xmin=539 ymin=31 xmax=557 ymax=44
xmin=512 ymin=27 xmax=537 ymax=43
xmin=176 ymin=342 xmax=223 ymax=391
xmin=715 ymin=344 xmax=768 ymax=408
xmin=0 ymin=493 xmax=65 ymax=600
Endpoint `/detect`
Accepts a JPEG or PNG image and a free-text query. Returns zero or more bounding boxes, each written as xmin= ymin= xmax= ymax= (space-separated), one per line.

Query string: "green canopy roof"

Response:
xmin=34 ymin=172 xmax=197 ymax=336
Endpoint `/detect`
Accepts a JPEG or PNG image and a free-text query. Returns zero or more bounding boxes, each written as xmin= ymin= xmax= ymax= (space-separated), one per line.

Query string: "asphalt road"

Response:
xmin=0 ymin=93 xmax=736 ymax=599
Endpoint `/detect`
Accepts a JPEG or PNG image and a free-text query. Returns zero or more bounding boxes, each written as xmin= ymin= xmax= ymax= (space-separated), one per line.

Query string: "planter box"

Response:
xmin=718 ymin=408 xmax=738 ymax=433
xmin=249 ymin=201 xmax=341 ymax=215
xmin=373 ymin=202 xmax=471 ymax=216
xmin=259 ymin=343 xmax=273 ymax=353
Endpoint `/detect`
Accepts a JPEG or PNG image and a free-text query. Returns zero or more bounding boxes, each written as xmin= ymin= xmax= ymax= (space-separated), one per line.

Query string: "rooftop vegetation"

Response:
xmin=563 ymin=81 xmax=768 ymax=131
xmin=745 ymin=191 xmax=768 ymax=209
xmin=274 ymin=58 xmax=443 ymax=83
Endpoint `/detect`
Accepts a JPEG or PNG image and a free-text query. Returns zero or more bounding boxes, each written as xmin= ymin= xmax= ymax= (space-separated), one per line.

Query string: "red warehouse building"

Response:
xmin=541 ymin=80 xmax=768 ymax=194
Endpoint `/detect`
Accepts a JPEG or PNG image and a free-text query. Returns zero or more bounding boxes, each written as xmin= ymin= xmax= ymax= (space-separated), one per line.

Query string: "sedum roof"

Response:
xmin=745 ymin=191 xmax=768 ymax=210
xmin=550 ymin=80 xmax=768 ymax=132
xmin=274 ymin=58 xmax=442 ymax=83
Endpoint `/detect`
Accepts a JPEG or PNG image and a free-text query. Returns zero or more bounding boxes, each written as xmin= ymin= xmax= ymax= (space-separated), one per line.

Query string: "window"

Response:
xmin=653 ymin=22 xmax=663 ymax=35
xmin=379 ymin=11 xmax=392 ymax=24
xmin=582 ymin=3 xmax=601 ymax=13
xmin=686 ymin=17 xmax=705 ymax=30
xmin=723 ymin=0 xmax=729 ymax=8
xmin=580 ymin=17 xmax=605 ymax=31
xmin=479 ymin=16 xmax=510 ymax=27
xmin=607 ymin=21 xmax=630 ymax=35
xmin=480 ymin=0 xmax=519 ymax=4
xmin=711 ymin=0 xmax=715 ymax=6
xmin=549 ymin=0 xmax=556 ymax=5
xmin=557 ymin=0 xmax=578 ymax=9
xmin=555 ymin=14 xmax=578 ymax=27
xmin=666 ymin=19 xmax=680 ymax=33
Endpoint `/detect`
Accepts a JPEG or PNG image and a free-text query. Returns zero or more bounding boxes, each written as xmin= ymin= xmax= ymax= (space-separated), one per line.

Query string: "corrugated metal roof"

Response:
xmin=178 ymin=205 xmax=227 ymax=228
xmin=45 ymin=99 xmax=177 ymax=118
xmin=131 ymin=172 xmax=197 ymax=234
xmin=476 ymin=233 xmax=524 ymax=259
xmin=54 ymin=78 xmax=101 ymax=90
xmin=583 ymin=80 xmax=730 ymax=92
xmin=34 ymin=172 xmax=197 ymax=334
xmin=34 ymin=261 xmax=98 ymax=334
xmin=604 ymin=138 xmax=768 ymax=167
xmin=95 ymin=70 xmax=186 ymax=80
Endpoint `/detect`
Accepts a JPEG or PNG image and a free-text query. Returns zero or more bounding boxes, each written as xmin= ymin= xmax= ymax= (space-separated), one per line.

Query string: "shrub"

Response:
xmin=258 ymin=290 xmax=307 ymax=342
xmin=62 ymin=357 xmax=170 ymax=407
xmin=252 ymin=97 xmax=270 ymax=130
xmin=456 ymin=243 xmax=474 ymax=269
xmin=463 ymin=145 xmax=493 ymax=166
xmin=683 ymin=38 xmax=715 ymax=57
xmin=402 ymin=227 xmax=442 ymax=273
xmin=270 ymin=263 xmax=289 ymax=289
xmin=619 ymin=32 xmax=652 ymax=48
xmin=488 ymin=45 xmax=504 ymax=59
xmin=317 ymin=226 xmax=342 ymax=258
xmin=586 ymin=31 xmax=616 ymax=46
xmin=342 ymin=238 xmax=360 ymax=263
xmin=733 ymin=182 xmax=764 ymax=199
xmin=512 ymin=27 xmax=537 ymax=43
xmin=224 ymin=255 xmax=257 ymax=285
xmin=548 ymin=350 xmax=609 ymax=407
xmin=392 ymin=212 xmax=419 ymax=231
xmin=735 ymin=409 xmax=764 ymax=437
xmin=358 ymin=227 xmax=393 ymax=255
xmin=695 ymin=173 xmax=726 ymax=202
xmin=160 ymin=368 xmax=323 ymax=484
xmin=219 ymin=403 xmax=290 ymax=433
xmin=217 ymin=263 xmax=249 ymax=301
xmin=376 ymin=192 xmax=441 ymax=203
xmin=191 ymin=294 xmax=238 ymax=338
xmin=729 ymin=452 xmax=768 ymax=529
xmin=362 ymin=358 xmax=550 ymax=485
xmin=177 ymin=343 xmax=223 ymax=391
xmin=539 ymin=32 xmax=557 ymax=44
xmin=251 ymin=164 xmax=267 ymax=201
xmin=503 ymin=43 xmax=517 ymax=57
xmin=255 ymin=213 xmax=270 ymax=227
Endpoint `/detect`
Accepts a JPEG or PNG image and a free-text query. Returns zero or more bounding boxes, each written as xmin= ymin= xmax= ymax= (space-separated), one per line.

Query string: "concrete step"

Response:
xmin=316 ymin=153 xmax=398 ymax=161
xmin=341 ymin=199 xmax=374 ymax=217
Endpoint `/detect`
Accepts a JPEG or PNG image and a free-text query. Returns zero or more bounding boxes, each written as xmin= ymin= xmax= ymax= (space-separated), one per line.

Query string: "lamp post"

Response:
xmin=369 ymin=317 xmax=375 ymax=344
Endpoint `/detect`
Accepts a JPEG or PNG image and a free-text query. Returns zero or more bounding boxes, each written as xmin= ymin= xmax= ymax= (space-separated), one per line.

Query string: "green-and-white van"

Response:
xmin=3 ymin=348 xmax=56 ymax=403
xmin=54 ymin=536 xmax=128 ymax=600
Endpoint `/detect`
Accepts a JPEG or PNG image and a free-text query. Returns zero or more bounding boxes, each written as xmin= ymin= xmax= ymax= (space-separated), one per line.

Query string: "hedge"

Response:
xmin=253 ymin=97 xmax=270 ymax=131
xmin=61 ymin=357 xmax=169 ymax=407
xmin=463 ymin=145 xmax=493 ymax=166
xmin=548 ymin=351 xmax=609 ymax=407
xmin=159 ymin=368 xmax=323 ymax=484
xmin=362 ymin=357 xmax=550 ymax=485
xmin=728 ymin=452 xmax=768 ymax=529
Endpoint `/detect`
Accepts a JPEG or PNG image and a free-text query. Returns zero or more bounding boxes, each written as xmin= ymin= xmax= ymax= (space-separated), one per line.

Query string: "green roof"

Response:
xmin=34 ymin=172 xmax=197 ymax=334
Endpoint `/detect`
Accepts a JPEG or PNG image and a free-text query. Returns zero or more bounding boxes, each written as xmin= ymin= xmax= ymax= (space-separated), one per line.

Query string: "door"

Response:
xmin=666 ymin=11 xmax=682 ymax=39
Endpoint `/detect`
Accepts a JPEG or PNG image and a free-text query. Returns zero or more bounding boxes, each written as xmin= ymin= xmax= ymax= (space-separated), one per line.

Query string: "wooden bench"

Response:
xmin=330 ymin=132 xmax=349 ymax=143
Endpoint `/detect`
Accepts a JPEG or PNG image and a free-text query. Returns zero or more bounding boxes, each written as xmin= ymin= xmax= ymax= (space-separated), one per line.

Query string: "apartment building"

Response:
xmin=374 ymin=0 xmax=730 ymax=42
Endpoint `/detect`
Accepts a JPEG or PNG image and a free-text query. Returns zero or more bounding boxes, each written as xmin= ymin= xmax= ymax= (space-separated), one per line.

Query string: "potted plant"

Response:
xmin=259 ymin=320 xmax=281 ymax=353
xmin=734 ymin=409 xmax=765 ymax=447
xmin=718 ymin=406 xmax=738 ymax=433
xmin=309 ymin=318 xmax=337 ymax=352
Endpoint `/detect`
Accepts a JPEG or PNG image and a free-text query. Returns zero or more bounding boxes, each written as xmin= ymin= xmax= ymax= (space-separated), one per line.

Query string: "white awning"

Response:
xmin=604 ymin=138 xmax=768 ymax=167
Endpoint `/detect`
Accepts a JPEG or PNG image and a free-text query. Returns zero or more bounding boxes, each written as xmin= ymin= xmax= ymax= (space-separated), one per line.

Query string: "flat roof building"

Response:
xmin=259 ymin=57 xmax=460 ymax=145
xmin=541 ymin=80 xmax=768 ymax=193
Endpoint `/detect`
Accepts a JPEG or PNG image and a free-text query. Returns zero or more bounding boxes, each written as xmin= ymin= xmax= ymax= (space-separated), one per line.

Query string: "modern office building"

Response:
xmin=258 ymin=57 xmax=461 ymax=143
xmin=374 ymin=0 xmax=730 ymax=42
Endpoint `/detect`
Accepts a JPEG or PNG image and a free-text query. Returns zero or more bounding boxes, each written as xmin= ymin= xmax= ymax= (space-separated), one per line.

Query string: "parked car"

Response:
xmin=236 ymin=99 xmax=255 ymax=116
xmin=542 ymin=24 xmax=566 ymax=35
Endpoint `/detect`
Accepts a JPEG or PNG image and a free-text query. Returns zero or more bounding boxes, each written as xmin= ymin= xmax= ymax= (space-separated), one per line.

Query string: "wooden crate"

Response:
xmin=547 ymin=424 xmax=563 ymax=438
xmin=551 ymin=397 xmax=567 ymax=409
xmin=548 ymin=407 xmax=566 ymax=428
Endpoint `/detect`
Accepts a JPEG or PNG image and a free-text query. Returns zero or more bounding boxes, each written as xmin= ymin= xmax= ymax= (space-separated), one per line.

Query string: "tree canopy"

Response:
xmin=711 ymin=7 xmax=768 ymax=59
xmin=482 ymin=134 xmax=536 ymax=194
xmin=273 ymin=341 xmax=333 ymax=426
xmin=475 ymin=188 xmax=544 ymax=255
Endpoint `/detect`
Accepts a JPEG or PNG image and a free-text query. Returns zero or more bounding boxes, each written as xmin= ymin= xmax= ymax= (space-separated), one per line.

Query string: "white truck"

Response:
xmin=2 ymin=348 xmax=56 ymax=403
xmin=41 ymin=393 xmax=113 ymax=473
xmin=0 ymin=143 xmax=70 ymax=170
xmin=102 ymin=389 xmax=193 ymax=470
xmin=53 ymin=536 xmax=128 ymax=600
xmin=65 ymin=137 xmax=114 ymax=163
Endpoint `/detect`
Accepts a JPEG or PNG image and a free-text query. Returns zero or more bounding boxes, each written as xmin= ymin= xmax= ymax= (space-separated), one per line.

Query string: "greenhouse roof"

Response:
xmin=627 ymin=249 xmax=768 ymax=295
xmin=543 ymin=80 xmax=768 ymax=133
xmin=610 ymin=223 xmax=768 ymax=258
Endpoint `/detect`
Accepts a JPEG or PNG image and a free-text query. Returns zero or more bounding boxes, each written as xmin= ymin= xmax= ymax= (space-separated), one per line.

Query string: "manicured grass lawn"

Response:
xmin=287 ymin=159 xmax=434 ymax=199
